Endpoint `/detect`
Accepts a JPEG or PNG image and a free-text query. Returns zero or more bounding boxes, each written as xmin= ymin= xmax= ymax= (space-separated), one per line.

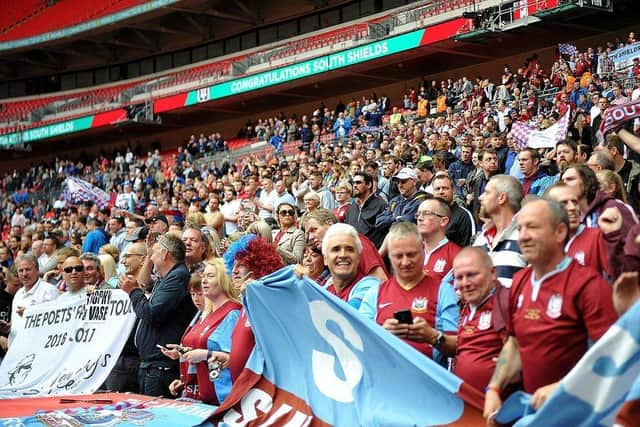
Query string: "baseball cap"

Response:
xmin=125 ymin=226 xmax=150 ymax=242
xmin=416 ymin=159 xmax=434 ymax=172
xmin=393 ymin=167 xmax=418 ymax=181
xmin=150 ymin=214 xmax=169 ymax=225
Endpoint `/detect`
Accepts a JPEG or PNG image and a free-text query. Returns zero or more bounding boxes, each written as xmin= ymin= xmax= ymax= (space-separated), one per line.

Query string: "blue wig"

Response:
xmin=223 ymin=233 xmax=257 ymax=274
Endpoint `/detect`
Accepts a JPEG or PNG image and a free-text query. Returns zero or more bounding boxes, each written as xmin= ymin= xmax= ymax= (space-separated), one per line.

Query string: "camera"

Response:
xmin=208 ymin=360 xmax=221 ymax=381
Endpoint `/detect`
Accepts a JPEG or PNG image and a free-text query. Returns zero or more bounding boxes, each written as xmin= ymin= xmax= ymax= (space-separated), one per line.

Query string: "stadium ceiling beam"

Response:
xmin=170 ymin=6 xmax=259 ymax=25
xmin=421 ymin=46 xmax=495 ymax=60
xmin=274 ymin=91 xmax=319 ymax=100
xmin=229 ymin=0 xmax=260 ymax=21
xmin=130 ymin=29 xmax=158 ymax=51
xmin=100 ymin=38 xmax=156 ymax=52
xmin=302 ymin=0 xmax=329 ymax=7
xmin=177 ymin=12 xmax=207 ymax=34
xmin=336 ymin=70 xmax=400 ymax=83
xmin=126 ymin=22 xmax=195 ymax=37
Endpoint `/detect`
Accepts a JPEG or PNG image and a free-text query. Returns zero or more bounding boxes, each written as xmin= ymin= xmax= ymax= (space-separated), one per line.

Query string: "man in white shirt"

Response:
xmin=58 ymin=256 xmax=88 ymax=301
xmin=258 ymin=174 xmax=278 ymax=221
xmin=9 ymin=254 xmax=59 ymax=346
xmin=220 ymin=186 xmax=241 ymax=237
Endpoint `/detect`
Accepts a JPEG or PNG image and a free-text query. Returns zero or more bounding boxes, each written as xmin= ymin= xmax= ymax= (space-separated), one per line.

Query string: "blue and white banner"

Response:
xmin=0 ymin=290 xmax=136 ymax=398
xmin=213 ymin=266 xmax=483 ymax=426
xmin=62 ymin=176 xmax=111 ymax=209
xmin=609 ymin=40 xmax=640 ymax=71
xmin=0 ymin=397 xmax=216 ymax=427
xmin=496 ymin=299 xmax=640 ymax=426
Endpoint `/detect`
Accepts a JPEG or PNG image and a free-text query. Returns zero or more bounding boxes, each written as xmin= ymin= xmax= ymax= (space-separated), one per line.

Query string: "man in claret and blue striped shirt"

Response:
xmin=473 ymin=175 xmax=527 ymax=289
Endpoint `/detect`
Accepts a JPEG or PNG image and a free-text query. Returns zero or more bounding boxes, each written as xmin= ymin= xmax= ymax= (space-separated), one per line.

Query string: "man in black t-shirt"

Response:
xmin=0 ymin=267 xmax=21 ymax=361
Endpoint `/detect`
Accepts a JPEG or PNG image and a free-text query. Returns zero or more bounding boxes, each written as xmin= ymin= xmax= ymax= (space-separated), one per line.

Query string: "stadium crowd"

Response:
xmin=1 ymin=32 xmax=640 ymax=423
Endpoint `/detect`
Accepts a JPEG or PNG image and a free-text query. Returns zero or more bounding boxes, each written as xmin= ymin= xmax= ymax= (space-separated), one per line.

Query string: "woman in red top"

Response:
xmin=223 ymin=235 xmax=284 ymax=381
xmin=162 ymin=258 xmax=241 ymax=404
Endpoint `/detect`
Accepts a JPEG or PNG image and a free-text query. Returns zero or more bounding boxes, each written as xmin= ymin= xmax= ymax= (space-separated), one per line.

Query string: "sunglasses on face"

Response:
xmin=63 ymin=265 xmax=84 ymax=273
xmin=279 ymin=209 xmax=295 ymax=216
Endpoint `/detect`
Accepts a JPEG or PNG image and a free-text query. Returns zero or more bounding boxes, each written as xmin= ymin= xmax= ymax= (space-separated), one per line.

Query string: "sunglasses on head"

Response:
xmin=64 ymin=265 xmax=84 ymax=273
xmin=279 ymin=209 xmax=295 ymax=216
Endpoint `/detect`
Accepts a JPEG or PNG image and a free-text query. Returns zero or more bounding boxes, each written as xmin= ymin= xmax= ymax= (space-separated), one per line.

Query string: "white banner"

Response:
xmin=0 ymin=289 xmax=136 ymax=398
xmin=610 ymin=40 xmax=640 ymax=71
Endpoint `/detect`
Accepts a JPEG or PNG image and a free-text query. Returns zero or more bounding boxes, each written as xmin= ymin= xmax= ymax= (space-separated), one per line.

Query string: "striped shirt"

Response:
xmin=473 ymin=217 xmax=527 ymax=288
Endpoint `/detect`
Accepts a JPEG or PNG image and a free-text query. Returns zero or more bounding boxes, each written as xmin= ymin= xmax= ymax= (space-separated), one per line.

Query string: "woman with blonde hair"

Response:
xmin=597 ymin=169 xmax=628 ymax=204
xmin=98 ymin=253 xmax=117 ymax=284
xmin=162 ymin=258 xmax=241 ymax=404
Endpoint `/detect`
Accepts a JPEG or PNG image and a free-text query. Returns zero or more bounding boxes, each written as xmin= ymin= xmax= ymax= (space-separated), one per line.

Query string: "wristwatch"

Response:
xmin=432 ymin=330 xmax=445 ymax=348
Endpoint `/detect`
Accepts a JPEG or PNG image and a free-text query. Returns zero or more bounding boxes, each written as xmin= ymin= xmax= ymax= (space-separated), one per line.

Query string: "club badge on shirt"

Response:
xmin=433 ymin=258 xmax=446 ymax=273
xmin=478 ymin=311 xmax=492 ymax=330
xmin=546 ymin=293 xmax=563 ymax=319
xmin=412 ymin=297 xmax=428 ymax=313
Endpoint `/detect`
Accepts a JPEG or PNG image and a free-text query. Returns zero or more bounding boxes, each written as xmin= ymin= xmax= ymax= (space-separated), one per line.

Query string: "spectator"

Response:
xmin=119 ymin=233 xmax=197 ymax=397
xmin=273 ymin=202 xmax=305 ymax=265
xmin=106 ymin=242 xmax=147 ymax=392
xmin=360 ymin=222 xmax=458 ymax=365
xmin=545 ymin=183 xmax=611 ymax=277
xmin=468 ymin=149 xmax=499 ymax=223
xmin=474 ymin=175 xmax=527 ymax=288
xmin=376 ymin=168 xmax=430 ymax=251
xmin=321 ymin=223 xmax=381 ymax=309
xmin=305 ymin=208 xmax=387 ymax=282
xmin=416 ymin=198 xmax=461 ymax=283
xmin=484 ymin=198 xmax=617 ymax=418
xmin=517 ymin=148 xmax=557 ymax=196
xmin=58 ymin=256 xmax=87 ymax=301
xmin=432 ymin=174 xmax=475 ymax=247
xmin=9 ymin=254 xmax=59 ymax=346
xmin=345 ymin=172 xmax=387 ymax=248
xmin=162 ymin=258 xmax=241 ymax=405
xmin=80 ymin=252 xmax=108 ymax=291
xmin=83 ymin=218 xmax=109 ymax=254
xmin=452 ymin=247 xmax=505 ymax=394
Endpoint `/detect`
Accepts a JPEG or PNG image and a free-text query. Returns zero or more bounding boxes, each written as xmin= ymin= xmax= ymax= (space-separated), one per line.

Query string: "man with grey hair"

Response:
xmin=9 ymin=254 xmax=59 ymax=346
xmin=474 ymin=174 xmax=527 ymax=288
xmin=360 ymin=222 xmax=458 ymax=365
xmin=484 ymin=197 xmax=617 ymax=420
xmin=119 ymin=233 xmax=196 ymax=397
xmin=321 ymin=223 xmax=380 ymax=309
xmin=80 ymin=252 xmax=108 ymax=291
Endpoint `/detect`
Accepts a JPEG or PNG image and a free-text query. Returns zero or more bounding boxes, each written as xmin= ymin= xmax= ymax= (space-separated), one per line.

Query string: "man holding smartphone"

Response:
xmin=359 ymin=222 xmax=458 ymax=366
xmin=119 ymin=234 xmax=196 ymax=397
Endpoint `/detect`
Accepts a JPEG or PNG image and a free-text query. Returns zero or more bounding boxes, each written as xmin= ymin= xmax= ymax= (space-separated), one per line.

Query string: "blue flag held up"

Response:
xmin=213 ymin=266 xmax=483 ymax=426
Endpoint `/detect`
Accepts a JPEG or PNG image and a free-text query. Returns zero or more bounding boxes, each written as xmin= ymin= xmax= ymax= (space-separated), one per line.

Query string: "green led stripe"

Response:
xmin=182 ymin=29 xmax=425 ymax=105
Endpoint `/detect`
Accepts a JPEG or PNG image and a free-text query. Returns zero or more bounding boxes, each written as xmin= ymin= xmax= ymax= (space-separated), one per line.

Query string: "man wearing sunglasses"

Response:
xmin=58 ymin=257 xmax=87 ymax=301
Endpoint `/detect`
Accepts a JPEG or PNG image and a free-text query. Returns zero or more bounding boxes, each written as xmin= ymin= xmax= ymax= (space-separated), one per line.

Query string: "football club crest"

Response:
xmin=197 ymin=87 xmax=210 ymax=103
xmin=412 ymin=297 xmax=428 ymax=313
xmin=574 ymin=251 xmax=585 ymax=265
xmin=478 ymin=311 xmax=492 ymax=330
xmin=433 ymin=258 xmax=446 ymax=273
xmin=546 ymin=293 xmax=563 ymax=319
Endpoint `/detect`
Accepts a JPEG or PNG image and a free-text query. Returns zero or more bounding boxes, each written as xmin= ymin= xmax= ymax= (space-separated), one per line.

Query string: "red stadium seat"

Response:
xmin=0 ymin=0 xmax=147 ymax=42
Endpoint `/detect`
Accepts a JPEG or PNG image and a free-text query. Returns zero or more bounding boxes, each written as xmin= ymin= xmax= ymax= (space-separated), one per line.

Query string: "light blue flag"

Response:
xmin=214 ymin=265 xmax=483 ymax=426
xmin=497 ymin=299 xmax=640 ymax=427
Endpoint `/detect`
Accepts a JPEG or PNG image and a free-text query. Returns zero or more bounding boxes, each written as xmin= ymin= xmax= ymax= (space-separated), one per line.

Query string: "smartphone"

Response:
xmin=393 ymin=310 xmax=413 ymax=324
xmin=156 ymin=344 xmax=168 ymax=351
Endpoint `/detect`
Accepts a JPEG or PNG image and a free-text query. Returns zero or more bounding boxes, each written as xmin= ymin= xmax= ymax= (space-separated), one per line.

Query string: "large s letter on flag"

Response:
xmin=212 ymin=266 xmax=483 ymax=426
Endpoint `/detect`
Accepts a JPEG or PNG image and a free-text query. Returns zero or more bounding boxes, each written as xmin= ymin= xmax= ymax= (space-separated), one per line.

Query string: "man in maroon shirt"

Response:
xmin=545 ymin=182 xmax=611 ymax=278
xmin=453 ymin=247 xmax=505 ymax=394
xmin=416 ymin=198 xmax=461 ymax=283
xmin=484 ymin=198 xmax=617 ymax=421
